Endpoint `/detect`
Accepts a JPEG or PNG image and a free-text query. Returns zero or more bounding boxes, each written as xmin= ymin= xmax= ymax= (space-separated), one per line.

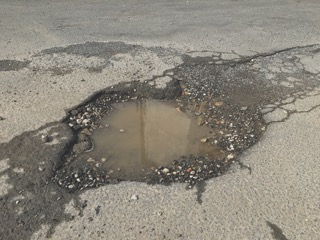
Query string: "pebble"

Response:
xmin=176 ymin=107 xmax=182 ymax=112
xmin=38 ymin=167 xmax=45 ymax=172
xmin=131 ymin=194 xmax=139 ymax=200
xmin=156 ymin=211 xmax=163 ymax=216
xmin=101 ymin=158 xmax=107 ymax=162
xmin=87 ymin=158 xmax=95 ymax=163
xmin=228 ymin=144 xmax=234 ymax=151
xmin=198 ymin=116 xmax=205 ymax=126
xmin=82 ymin=119 xmax=90 ymax=125
xmin=214 ymin=101 xmax=223 ymax=107
xmin=119 ymin=129 xmax=125 ymax=133
xmin=41 ymin=134 xmax=51 ymax=143
xmin=162 ymin=168 xmax=170 ymax=174
xmin=200 ymin=138 xmax=208 ymax=143
xmin=81 ymin=128 xmax=92 ymax=136
xmin=71 ymin=110 xmax=78 ymax=116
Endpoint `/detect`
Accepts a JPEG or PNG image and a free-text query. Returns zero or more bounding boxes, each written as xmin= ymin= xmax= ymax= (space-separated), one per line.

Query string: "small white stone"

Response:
xmin=119 ymin=129 xmax=125 ymax=133
xmin=162 ymin=168 xmax=170 ymax=174
xmin=131 ymin=194 xmax=138 ymax=200
xmin=200 ymin=138 xmax=208 ymax=143
xmin=82 ymin=119 xmax=90 ymax=125
xmin=101 ymin=158 xmax=107 ymax=162
xmin=227 ymin=154 xmax=235 ymax=160
xmin=156 ymin=211 xmax=163 ymax=216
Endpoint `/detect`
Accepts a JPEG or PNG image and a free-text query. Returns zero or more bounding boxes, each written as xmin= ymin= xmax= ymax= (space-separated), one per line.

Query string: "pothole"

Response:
xmin=53 ymin=78 xmax=267 ymax=190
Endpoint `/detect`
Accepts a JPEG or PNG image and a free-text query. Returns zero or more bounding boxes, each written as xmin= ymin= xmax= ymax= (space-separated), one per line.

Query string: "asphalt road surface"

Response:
xmin=1 ymin=1 xmax=320 ymax=239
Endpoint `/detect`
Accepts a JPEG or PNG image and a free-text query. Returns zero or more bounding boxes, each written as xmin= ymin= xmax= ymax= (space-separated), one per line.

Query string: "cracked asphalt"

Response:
xmin=1 ymin=1 xmax=320 ymax=240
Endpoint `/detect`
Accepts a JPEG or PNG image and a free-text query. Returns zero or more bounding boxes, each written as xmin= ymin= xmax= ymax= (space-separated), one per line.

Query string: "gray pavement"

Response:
xmin=1 ymin=1 xmax=320 ymax=239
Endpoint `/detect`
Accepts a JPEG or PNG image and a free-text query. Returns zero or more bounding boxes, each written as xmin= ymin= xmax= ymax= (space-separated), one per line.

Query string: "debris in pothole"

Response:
xmin=147 ymin=156 xmax=231 ymax=185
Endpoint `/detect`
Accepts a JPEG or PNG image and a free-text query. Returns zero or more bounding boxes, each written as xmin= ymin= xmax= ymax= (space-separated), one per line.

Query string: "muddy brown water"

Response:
xmin=82 ymin=99 xmax=222 ymax=179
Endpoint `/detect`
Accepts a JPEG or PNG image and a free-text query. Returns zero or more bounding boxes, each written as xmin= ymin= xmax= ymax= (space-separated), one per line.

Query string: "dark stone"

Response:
xmin=70 ymin=110 xmax=78 ymax=116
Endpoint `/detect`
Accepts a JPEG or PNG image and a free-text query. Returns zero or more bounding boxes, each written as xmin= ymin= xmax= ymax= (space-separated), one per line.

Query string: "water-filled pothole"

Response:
xmin=80 ymin=99 xmax=224 ymax=180
xmin=54 ymin=79 xmax=266 ymax=190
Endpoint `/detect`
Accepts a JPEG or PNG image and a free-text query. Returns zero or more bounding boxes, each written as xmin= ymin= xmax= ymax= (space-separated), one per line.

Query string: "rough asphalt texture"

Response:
xmin=1 ymin=1 xmax=320 ymax=240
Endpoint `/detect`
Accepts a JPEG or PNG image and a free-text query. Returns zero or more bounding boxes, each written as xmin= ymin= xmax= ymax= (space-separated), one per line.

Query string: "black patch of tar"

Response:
xmin=266 ymin=221 xmax=289 ymax=240
xmin=0 ymin=60 xmax=30 ymax=71
xmin=40 ymin=41 xmax=139 ymax=59
xmin=195 ymin=181 xmax=206 ymax=204
xmin=95 ymin=205 xmax=101 ymax=215
xmin=0 ymin=124 xmax=79 ymax=240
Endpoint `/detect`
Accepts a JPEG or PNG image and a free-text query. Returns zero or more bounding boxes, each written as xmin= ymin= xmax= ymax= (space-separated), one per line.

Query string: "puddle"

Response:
xmin=80 ymin=99 xmax=222 ymax=180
